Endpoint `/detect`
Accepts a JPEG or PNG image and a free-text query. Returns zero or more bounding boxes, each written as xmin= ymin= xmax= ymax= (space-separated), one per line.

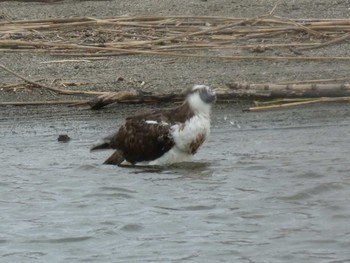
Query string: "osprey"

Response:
xmin=91 ymin=85 xmax=216 ymax=166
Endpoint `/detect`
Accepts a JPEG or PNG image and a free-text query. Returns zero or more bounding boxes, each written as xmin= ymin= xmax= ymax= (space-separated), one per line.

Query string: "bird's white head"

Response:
xmin=186 ymin=85 xmax=216 ymax=115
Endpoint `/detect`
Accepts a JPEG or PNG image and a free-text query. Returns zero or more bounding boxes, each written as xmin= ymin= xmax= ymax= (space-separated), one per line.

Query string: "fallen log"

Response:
xmin=225 ymin=82 xmax=350 ymax=98
xmin=79 ymin=83 xmax=350 ymax=109
xmin=2 ymin=62 xmax=350 ymax=109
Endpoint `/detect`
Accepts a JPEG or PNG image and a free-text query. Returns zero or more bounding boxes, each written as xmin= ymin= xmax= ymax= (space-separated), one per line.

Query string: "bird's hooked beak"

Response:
xmin=199 ymin=87 xmax=216 ymax=104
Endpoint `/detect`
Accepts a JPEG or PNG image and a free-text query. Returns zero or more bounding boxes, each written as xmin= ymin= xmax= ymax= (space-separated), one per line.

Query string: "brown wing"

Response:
xmin=110 ymin=119 xmax=174 ymax=164
xmin=96 ymin=102 xmax=194 ymax=165
xmin=126 ymin=102 xmax=194 ymax=124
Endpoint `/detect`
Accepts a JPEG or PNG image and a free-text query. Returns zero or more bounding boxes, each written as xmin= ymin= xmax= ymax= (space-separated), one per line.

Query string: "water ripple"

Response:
xmin=1 ymin=105 xmax=350 ymax=263
xmin=29 ymin=236 xmax=93 ymax=243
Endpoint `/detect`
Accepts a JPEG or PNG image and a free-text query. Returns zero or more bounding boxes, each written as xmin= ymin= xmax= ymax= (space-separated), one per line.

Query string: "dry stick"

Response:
xmin=0 ymin=17 xmax=94 ymax=25
xmin=108 ymin=14 xmax=332 ymax=46
xmin=4 ymin=17 xmax=346 ymax=57
xmin=272 ymin=15 xmax=322 ymax=37
xmin=1 ymin=19 xmax=348 ymax=40
xmin=297 ymin=33 xmax=350 ymax=51
xmin=58 ymin=52 xmax=350 ymax=62
xmin=1 ymin=16 xmax=349 ymax=36
xmin=248 ymin=99 xmax=322 ymax=111
xmin=253 ymin=98 xmax=317 ymax=106
xmin=0 ymin=63 xmax=150 ymax=108
xmin=103 ymin=8 xmax=279 ymax=48
xmin=0 ymin=100 xmax=89 ymax=107
xmin=39 ymin=59 xmax=93 ymax=64
xmin=307 ymin=25 xmax=350 ymax=31
xmin=0 ymin=0 xmax=63 ymax=3
xmin=293 ymin=19 xmax=350 ymax=23
xmin=1 ymin=20 xmax=108 ymax=31
xmin=6 ymin=40 xmax=349 ymax=61
xmin=0 ymin=63 xmax=61 ymax=92
xmin=154 ymin=42 xmax=317 ymax=52
xmin=204 ymin=25 xmax=350 ymax=36
xmin=1 ymin=17 xmax=201 ymax=32
xmin=1 ymin=15 xmax=348 ymax=26
xmin=0 ymin=63 xmax=105 ymax=96
xmin=248 ymin=97 xmax=350 ymax=111
xmin=276 ymin=77 xmax=350 ymax=85
xmin=3 ymin=27 xmax=350 ymax=60
xmin=0 ymin=16 xmax=188 ymax=29
xmin=0 ymin=83 xmax=26 ymax=90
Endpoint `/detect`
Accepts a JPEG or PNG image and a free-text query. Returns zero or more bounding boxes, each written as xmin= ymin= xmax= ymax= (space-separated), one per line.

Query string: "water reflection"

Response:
xmin=129 ymin=161 xmax=213 ymax=178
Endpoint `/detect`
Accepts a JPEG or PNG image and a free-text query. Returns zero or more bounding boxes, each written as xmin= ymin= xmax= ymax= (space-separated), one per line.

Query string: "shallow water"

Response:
xmin=1 ymin=104 xmax=350 ymax=262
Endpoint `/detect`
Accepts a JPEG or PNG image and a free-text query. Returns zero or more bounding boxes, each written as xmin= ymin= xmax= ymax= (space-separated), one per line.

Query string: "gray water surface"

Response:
xmin=1 ymin=104 xmax=350 ymax=262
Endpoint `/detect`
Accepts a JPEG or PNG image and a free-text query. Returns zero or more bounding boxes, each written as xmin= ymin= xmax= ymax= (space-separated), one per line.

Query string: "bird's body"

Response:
xmin=91 ymin=85 xmax=216 ymax=166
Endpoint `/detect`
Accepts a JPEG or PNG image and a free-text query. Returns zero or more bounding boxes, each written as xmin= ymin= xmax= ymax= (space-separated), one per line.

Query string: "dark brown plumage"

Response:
xmin=91 ymin=102 xmax=194 ymax=165
xmin=91 ymin=85 xmax=216 ymax=166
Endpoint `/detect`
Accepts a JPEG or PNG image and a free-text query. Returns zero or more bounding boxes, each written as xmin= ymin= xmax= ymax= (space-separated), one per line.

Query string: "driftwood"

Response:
xmin=1 ymin=63 xmax=350 ymax=110
xmin=84 ymin=83 xmax=350 ymax=109
xmin=2 ymin=91 xmax=350 ymax=110
xmin=224 ymin=82 xmax=350 ymax=98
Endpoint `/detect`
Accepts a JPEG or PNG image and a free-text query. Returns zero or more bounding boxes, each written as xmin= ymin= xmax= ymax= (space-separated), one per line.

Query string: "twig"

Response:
xmin=276 ymin=77 xmax=350 ymax=85
xmin=269 ymin=1 xmax=279 ymax=16
xmin=248 ymin=99 xmax=321 ymax=111
xmin=39 ymin=58 xmax=107 ymax=64
xmin=0 ymin=100 xmax=89 ymax=106
xmin=248 ymin=97 xmax=350 ymax=111
xmin=1 ymin=15 xmax=349 ymax=62
xmin=0 ymin=82 xmax=26 ymax=90
xmin=253 ymin=98 xmax=318 ymax=106
xmin=272 ymin=15 xmax=322 ymax=37
xmin=52 ymin=50 xmax=350 ymax=61
xmin=297 ymin=33 xmax=350 ymax=51
xmin=0 ymin=63 xmax=105 ymax=96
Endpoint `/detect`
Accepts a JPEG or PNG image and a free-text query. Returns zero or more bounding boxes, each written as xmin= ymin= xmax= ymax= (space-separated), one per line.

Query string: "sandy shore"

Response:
xmin=1 ymin=0 xmax=349 ymax=103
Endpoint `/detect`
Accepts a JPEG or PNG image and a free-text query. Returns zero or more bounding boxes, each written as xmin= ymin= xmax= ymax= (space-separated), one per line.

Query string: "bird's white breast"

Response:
xmin=137 ymin=114 xmax=210 ymax=166
xmin=171 ymin=114 xmax=210 ymax=152
xmin=133 ymin=113 xmax=210 ymax=166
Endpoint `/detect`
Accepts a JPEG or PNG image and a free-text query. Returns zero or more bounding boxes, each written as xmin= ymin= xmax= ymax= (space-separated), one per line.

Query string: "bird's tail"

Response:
xmin=104 ymin=150 xmax=125 ymax=165
xmin=91 ymin=136 xmax=126 ymax=165
xmin=90 ymin=135 xmax=113 ymax=151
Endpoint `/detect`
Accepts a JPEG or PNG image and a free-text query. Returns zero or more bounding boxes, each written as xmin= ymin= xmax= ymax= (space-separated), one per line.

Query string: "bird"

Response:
xmin=90 ymin=85 xmax=216 ymax=166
